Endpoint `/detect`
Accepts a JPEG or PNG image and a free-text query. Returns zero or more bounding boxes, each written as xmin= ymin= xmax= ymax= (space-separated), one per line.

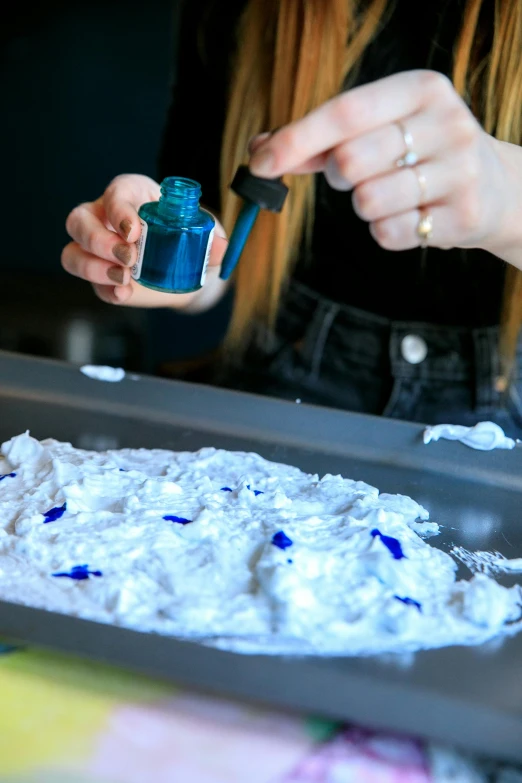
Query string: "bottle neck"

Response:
xmin=157 ymin=177 xmax=201 ymax=221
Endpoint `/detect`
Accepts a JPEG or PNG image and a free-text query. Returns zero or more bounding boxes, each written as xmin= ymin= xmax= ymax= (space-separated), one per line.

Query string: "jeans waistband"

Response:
xmin=274 ymin=281 xmax=519 ymax=409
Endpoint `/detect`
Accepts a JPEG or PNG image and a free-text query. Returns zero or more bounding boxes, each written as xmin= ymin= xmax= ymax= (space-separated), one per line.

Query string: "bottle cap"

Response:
xmin=230 ymin=165 xmax=288 ymax=212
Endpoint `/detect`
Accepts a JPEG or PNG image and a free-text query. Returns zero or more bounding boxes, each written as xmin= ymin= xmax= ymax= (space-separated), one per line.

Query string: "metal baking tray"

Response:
xmin=0 ymin=349 xmax=521 ymax=762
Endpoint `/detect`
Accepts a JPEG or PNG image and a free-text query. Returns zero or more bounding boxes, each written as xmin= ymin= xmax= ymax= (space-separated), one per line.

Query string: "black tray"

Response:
xmin=0 ymin=350 xmax=521 ymax=762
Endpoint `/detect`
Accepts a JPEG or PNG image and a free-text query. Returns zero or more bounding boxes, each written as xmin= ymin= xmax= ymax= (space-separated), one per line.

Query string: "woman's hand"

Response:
xmin=62 ymin=174 xmax=228 ymax=311
xmin=249 ymin=70 xmax=522 ymax=264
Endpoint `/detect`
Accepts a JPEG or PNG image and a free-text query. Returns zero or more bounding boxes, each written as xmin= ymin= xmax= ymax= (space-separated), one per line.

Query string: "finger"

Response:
xmin=65 ymin=203 xmax=137 ymax=267
xmin=247 ymin=127 xmax=286 ymax=156
xmin=62 ymin=243 xmax=132 ymax=285
xmin=208 ymin=233 xmax=228 ymax=267
xmin=248 ymin=132 xmax=327 ymax=174
xmin=369 ymin=204 xmax=459 ymax=252
xmin=250 ymin=151 xmax=328 ymax=177
xmin=250 ymin=70 xmax=457 ymax=177
xmin=323 ymin=111 xmax=452 ymax=189
xmin=92 ymin=280 xmax=200 ymax=309
xmin=103 ymin=174 xmax=161 ymax=243
xmin=287 ymin=152 xmax=329 ymax=175
xmin=352 ymin=157 xmax=463 ymax=224
xmin=248 ymin=132 xmax=271 ymax=155
xmin=92 ymin=284 xmax=129 ymax=305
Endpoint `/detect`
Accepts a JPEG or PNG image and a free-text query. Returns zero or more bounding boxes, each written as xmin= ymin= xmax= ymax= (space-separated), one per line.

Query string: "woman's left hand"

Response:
xmin=249 ymin=70 xmax=521 ymax=259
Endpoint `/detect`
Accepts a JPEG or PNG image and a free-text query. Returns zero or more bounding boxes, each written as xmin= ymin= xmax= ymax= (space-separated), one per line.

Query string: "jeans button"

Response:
xmin=401 ymin=334 xmax=428 ymax=364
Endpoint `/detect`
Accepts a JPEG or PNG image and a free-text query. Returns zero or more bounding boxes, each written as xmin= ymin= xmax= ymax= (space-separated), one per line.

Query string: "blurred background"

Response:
xmin=1 ymin=0 xmax=230 ymax=377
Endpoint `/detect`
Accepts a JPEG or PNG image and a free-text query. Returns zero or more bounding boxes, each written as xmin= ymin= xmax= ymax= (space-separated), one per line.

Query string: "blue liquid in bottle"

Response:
xmin=133 ymin=177 xmax=215 ymax=294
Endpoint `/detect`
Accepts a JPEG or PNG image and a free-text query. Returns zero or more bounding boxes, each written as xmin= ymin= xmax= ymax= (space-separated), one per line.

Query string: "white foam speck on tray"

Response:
xmin=423 ymin=421 xmax=517 ymax=451
xmin=80 ymin=365 xmax=125 ymax=382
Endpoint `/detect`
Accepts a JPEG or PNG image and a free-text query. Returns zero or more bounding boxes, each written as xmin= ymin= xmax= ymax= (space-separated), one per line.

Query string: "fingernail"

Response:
xmin=112 ymin=243 xmax=133 ymax=265
xmin=119 ymin=218 xmax=132 ymax=240
xmin=107 ymin=266 xmax=126 ymax=284
xmin=247 ymin=132 xmax=271 ymax=155
xmin=324 ymin=156 xmax=352 ymax=191
xmin=250 ymin=148 xmax=275 ymax=177
xmin=114 ymin=285 xmax=130 ymax=302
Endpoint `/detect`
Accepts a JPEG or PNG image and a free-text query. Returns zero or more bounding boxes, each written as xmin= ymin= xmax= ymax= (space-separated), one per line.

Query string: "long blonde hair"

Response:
xmin=220 ymin=0 xmax=522 ymax=379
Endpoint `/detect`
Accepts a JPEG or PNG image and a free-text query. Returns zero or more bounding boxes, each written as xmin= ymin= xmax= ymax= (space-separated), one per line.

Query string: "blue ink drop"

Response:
xmin=370 ymin=529 xmax=405 ymax=560
xmin=43 ymin=503 xmax=67 ymax=523
xmin=163 ymin=515 xmax=192 ymax=525
xmin=272 ymin=531 xmax=293 ymax=550
xmin=395 ymin=595 xmax=422 ymax=611
xmin=246 ymin=485 xmax=264 ymax=496
xmin=52 ymin=564 xmax=102 ymax=580
xmin=0 ymin=472 xmax=16 ymax=482
xmin=287 ymin=559 xmax=293 ymax=564
xmin=0 ymin=643 xmax=19 ymax=655
xmin=220 ymin=487 xmax=233 ymax=492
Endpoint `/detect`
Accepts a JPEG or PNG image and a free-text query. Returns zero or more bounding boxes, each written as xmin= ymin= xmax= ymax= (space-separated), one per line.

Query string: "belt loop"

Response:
xmin=473 ymin=327 xmax=500 ymax=410
xmin=308 ymin=301 xmax=341 ymax=380
xmin=488 ymin=326 xmax=504 ymax=406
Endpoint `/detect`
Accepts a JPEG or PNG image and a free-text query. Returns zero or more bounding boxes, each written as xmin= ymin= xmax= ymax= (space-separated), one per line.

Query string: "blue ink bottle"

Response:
xmin=132 ymin=177 xmax=215 ymax=293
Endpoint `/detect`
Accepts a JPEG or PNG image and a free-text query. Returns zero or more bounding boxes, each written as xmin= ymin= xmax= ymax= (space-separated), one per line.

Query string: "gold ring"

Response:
xmin=417 ymin=212 xmax=433 ymax=248
xmin=414 ymin=166 xmax=427 ymax=205
xmin=396 ymin=121 xmax=418 ymax=168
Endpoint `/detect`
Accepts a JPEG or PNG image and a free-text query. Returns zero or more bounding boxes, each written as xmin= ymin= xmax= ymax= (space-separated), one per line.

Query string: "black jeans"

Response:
xmin=224 ymin=281 xmax=522 ymax=439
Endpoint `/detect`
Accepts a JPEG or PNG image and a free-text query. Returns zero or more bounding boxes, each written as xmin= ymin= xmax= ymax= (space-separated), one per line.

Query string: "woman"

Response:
xmin=62 ymin=0 xmax=522 ymax=434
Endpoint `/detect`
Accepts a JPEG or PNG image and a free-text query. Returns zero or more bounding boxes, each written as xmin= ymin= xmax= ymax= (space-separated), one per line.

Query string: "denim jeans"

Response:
xmin=224 ymin=281 xmax=522 ymax=439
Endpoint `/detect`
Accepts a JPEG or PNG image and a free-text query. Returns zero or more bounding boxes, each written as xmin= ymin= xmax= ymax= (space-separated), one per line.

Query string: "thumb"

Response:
xmin=207 ymin=214 xmax=228 ymax=268
xmin=209 ymin=233 xmax=228 ymax=268
xmin=103 ymin=174 xmax=161 ymax=243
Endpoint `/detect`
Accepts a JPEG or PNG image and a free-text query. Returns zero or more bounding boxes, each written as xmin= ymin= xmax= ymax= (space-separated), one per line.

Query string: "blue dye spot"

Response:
xmin=220 ymin=487 xmax=233 ymax=492
xmin=0 ymin=472 xmax=16 ymax=482
xmin=246 ymin=485 xmax=264 ymax=496
xmin=287 ymin=559 xmax=293 ymax=564
xmin=52 ymin=564 xmax=103 ymax=581
xmin=370 ymin=529 xmax=405 ymax=560
xmin=0 ymin=643 xmax=19 ymax=655
xmin=119 ymin=468 xmax=128 ymax=472
xmin=43 ymin=503 xmax=67 ymax=523
xmin=163 ymin=515 xmax=192 ymax=525
xmin=272 ymin=531 xmax=293 ymax=550
xmin=395 ymin=595 xmax=422 ymax=611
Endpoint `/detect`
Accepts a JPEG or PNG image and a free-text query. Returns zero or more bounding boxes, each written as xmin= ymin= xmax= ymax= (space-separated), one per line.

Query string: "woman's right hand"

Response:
xmin=62 ymin=174 xmax=228 ymax=311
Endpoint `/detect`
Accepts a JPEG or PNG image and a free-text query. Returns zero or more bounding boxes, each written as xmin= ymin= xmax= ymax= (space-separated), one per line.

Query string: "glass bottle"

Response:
xmin=132 ymin=177 xmax=215 ymax=293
